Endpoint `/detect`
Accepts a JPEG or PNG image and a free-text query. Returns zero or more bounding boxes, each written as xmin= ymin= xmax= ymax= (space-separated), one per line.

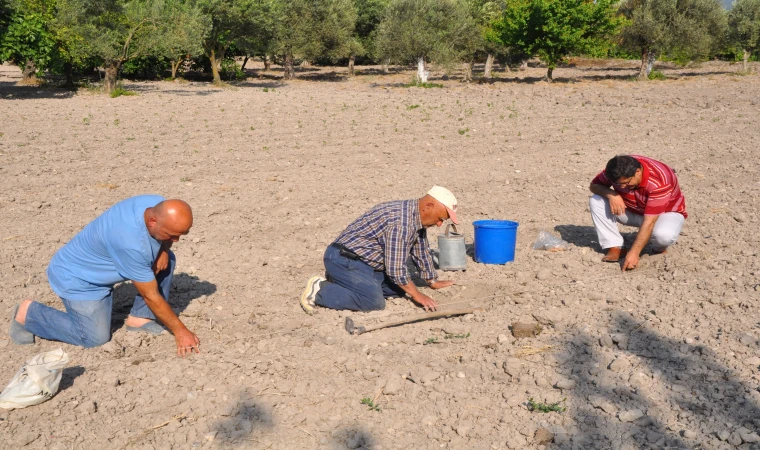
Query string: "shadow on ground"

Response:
xmin=554 ymin=225 xmax=598 ymax=250
xmin=111 ymin=273 xmax=216 ymax=332
xmin=211 ymin=390 xmax=274 ymax=445
xmin=329 ymin=425 xmax=376 ymax=450
xmin=558 ymin=311 xmax=760 ymax=449
xmin=58 ymin=365 xmax=86 ymax=392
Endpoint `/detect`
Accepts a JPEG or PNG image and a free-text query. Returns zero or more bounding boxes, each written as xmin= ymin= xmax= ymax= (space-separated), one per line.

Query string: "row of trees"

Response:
xmin=1 ymin=0 xmax=759 ymax=92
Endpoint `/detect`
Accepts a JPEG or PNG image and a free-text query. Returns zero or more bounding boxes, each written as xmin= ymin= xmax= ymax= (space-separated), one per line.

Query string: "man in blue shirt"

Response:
xmin=9 ymin=196 xmax=201 ymax=357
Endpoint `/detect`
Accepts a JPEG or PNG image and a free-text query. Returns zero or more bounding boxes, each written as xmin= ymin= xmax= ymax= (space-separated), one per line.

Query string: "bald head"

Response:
xmin=418 ymin=194 xmax=449 ymax=228
xmin=145 ymin=199 xmax=193 ymax=242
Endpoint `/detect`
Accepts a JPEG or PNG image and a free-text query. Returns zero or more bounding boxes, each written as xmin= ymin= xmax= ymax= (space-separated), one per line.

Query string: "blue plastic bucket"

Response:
xmin=473 ymin=220 xmax=519 ymax=264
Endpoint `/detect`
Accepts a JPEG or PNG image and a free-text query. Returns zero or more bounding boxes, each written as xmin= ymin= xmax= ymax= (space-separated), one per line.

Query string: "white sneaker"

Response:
xmin=300 ymin=275 xmax=326 ymax=315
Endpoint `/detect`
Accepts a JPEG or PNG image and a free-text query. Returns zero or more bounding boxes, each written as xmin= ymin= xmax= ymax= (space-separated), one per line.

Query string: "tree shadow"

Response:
xmin=58 ymin=365 xmax=86 ymax=392
xmin=0 ymin=82 xmax=78 ymax=100
xmin=110 ymin=273 xmax=216 ymax=332
xmin=554 ymin=224 xmax=599 ymax=250
xmin=559 ymin=311 xmax=760 ymax=448
xmin=211 ymin=390 xmax=274 ymax=444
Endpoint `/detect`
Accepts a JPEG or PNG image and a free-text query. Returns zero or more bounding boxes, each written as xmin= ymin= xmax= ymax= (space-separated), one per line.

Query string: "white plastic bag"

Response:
xmin=0 ymin=348 xmax=69 ymax=410
xmin=532 ymin=230 xmax=570 ymax=252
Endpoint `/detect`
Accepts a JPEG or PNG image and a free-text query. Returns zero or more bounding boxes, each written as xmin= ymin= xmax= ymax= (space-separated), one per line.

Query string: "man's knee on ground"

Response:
xmin=651 ymin=229 xmax=679 ymax=249
xmin=359 ymin=293 xmax=386 ymax=312
xmin=79 ymin=327 xmax=111 ymax=348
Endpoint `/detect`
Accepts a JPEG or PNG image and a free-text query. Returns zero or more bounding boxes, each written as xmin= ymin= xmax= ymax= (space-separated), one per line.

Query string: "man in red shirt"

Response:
xmin=589 ymin=155 xmax=687 ymax=271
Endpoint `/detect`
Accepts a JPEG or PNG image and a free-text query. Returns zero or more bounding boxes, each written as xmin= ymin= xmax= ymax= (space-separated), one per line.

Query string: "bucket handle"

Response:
xmin=444 ymin=223 xmax=460 ymax=238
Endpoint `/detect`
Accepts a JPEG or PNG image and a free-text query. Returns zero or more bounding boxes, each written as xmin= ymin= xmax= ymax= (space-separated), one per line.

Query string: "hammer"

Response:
xmin=345 ymin=308 xmax=476 ymax=335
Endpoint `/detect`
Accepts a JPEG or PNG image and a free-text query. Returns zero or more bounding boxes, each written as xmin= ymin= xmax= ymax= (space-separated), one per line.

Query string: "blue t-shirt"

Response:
xmin=47 ymin=195 xmax=165 ymax=301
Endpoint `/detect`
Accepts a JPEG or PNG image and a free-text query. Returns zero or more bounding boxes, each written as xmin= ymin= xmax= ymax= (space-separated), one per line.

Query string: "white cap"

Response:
xmin=427 ymin=186 xmax=459 ymax=224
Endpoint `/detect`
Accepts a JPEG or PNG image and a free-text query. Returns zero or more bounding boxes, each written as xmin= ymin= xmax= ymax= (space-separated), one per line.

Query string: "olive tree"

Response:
xmin=158 ymin=0 xmax=209 ymax=79
xmin=198 ymin=0 xmax=258 ymax=84
xmin=728 ymin=0 xmax=760 ymax=72
xmin=346 ymin=0 xmax=387 ymax=75
xmin=274 ymin=0 xmax=357 ymax=80
xmin=618 ymin=0 xmax=727 ymax=79
xmin=235 ymin=0 xmax=280 ymax=71
xmin=376 ymin=0 xmax=479 ymax=83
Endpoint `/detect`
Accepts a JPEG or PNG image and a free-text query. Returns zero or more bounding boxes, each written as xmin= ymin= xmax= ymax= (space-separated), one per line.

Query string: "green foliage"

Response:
xmin=423 ymin=337 xmax=438 ymax=345
xmin=276 ymin=0 xmax=358 ymax=63
xmin=0 ymin=0 xmax=56 ymax=73
xmin=404 ymin=78 xmax=444 ymax=87
xmin=234 ymin=0 xmax=280 ymax=59
xmin=109 ymin=82 xmax=136 ymax=97
xmin=353 ymin=0 xmax=388 ymax=59
xmin=220 ymin=57 xmax=244 ymax=79
xmin=728 ymin=0 xmax=760 ymax=56
xmin=158 ymin=0 xmax=210 ymax=69
xmin=376 ymin=0 xmax=480 ymax=66
xmin=360 ymin=397 xmax=381 ymax=411
xmin=198 ymin=0 xmax=260 ymax=82
xmin=618 ymin=0 xmax=727 ymax=68
xmin=121 ymin=55 xmax=169 ymax=79
xmin=495 ymin=0 xmax=622 ymax=79
xmin=527 ymin=397 xmax=567 ymax=413
xmin=647 ymin=69 xmax=665 ymax=79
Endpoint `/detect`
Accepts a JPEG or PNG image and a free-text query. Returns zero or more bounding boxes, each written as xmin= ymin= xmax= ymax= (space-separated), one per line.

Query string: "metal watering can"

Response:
xmin=436 ymin=224 xmax=467 ymax=271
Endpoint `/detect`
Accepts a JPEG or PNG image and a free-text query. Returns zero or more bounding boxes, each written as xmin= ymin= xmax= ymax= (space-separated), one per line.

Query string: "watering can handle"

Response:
xmin=444 ymin=223 xmax=459 ymax=237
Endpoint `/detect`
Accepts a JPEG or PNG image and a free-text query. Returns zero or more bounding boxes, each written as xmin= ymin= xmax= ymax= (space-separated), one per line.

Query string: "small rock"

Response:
xmin=456 ymin=372 xmax=466 ymax=378
xmin=536 ymin=269 xmax=551 ymax=281
xmin=503 ymin=358 xmax=523 ymax=377
xmin=599 ymin=335 xmax=613 ymax=347
xmin=745 ymin=356 xmax=760 ymax=367
xmin=618 ymin=409 xmax=644 ymax=422
xmin=497 ymin=334 xmax=509 ymax=344
xmin=534 ymin=428 xmax=554 ymax=445
xmin=383 ymin=377 xmax=402 ymax=395
xmin=421 ymin=371 xmax=440 ymax=384
xmin=682 ymin=430 xmax=697 ymax=439
xmin=442 ymin=324 xmax=468 ymax=335
xmin=728 ymin=431 xmax=743 ymax=446
xmin=717 ymin=430 xmax=730 ymax=441
xmin=421 ymin=415 xmax=437 ymax=426
xmin=554 ymin=378 xmax=576 ymax=390
xmin=511 ymin=322 xmax=542 ymax=338
xmin=589 ymin=395 xmax=617 ymax=414
xmin=204 ymin=431 xmax=217 ymax=442
xmin=611 ymin=333 xmax=629 ymax=350
xmin=608 ymin=357 xmax=629 ymax=372
xmin=323 ymin=336 xmax=336 ymax=345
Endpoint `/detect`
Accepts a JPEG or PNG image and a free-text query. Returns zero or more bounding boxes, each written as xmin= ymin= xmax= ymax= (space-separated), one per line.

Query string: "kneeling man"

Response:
xmin=589 ymin=155 xmax=687 ymax=271
xmin=9 ymin=196 xmax=201 ymax=356
xmin=301 ymin=186 xmax=459 ymax=313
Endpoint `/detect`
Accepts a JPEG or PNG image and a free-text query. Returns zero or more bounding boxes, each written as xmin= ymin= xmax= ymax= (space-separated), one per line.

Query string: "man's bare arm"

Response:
xmin=397 ymin=282 xmax=438 ymax=312
xmin=622 ymin=214 xmax=659 ymax=271
xmin=132 ymin=279 xmax=200 ymax=356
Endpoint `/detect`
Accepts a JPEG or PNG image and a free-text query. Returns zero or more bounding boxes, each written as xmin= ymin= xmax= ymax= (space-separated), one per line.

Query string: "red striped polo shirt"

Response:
xmin=591 ymin=155 xmax=687 ymax=218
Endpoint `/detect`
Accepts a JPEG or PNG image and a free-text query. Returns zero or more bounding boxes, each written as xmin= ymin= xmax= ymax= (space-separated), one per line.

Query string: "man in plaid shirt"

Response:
xmin=300 ymin=186 xmax=459 ymax=313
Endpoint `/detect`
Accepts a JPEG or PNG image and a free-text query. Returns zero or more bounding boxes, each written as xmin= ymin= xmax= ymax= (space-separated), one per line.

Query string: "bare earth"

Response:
xmin=1 ymin=59 xmax=759 ymax=450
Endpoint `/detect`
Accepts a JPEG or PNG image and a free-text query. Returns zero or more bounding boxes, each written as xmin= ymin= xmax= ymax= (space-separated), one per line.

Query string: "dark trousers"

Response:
xmin=315 ymin=245 xmax=405 ymax=311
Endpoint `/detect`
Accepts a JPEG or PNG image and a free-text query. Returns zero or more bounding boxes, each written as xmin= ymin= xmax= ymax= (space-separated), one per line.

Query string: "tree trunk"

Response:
xmin=263 ymin=55 xmax=271 ymax=71
xmin=743 ymin=49 xmax=751 ymax=73
xmin=462 ymin=61 xmax=473 ymax=82
xmin=20 ymin=59 xmax=38 ymax=85
xmin=64 ymin=62 xmax=74 ymax=88
xmin=170 ymin=59 xmax=180 ymax=79
xmin=546 ymin=66 xmax=553 ymax=82
xmin=209 ymin=49 xmax=223 ymax=85
xmin=348 ymin=54 xmax=355 ymax=77
xmin=382 ymin=59 xmax=389 ymax=74
xmin=519 ymin=60 xmax=527 ymax=71
xmin=284 ymin=53 xmax=295 ymax=80
xmin=104 ymin=63 xmax=119 ymax=94
xmin=484 ymin=53 xmax=494 ymax=78
xmin=646 ymin=51 xmax=656 ymax=76
xmin=416 ymin=57 xmax=429 ymax=83
xmin=241 ymin=55 xmax=249 ymax=70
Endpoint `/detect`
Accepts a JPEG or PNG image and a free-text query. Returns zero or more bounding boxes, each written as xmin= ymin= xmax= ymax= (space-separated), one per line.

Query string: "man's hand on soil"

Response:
xmin=412 ymin=294 xmax=438 ymax=312
xmin=429 ymin=280 xmax=454 ymax=290
xmin=175 ymin=328 xmax=200 ymax=357
xmin=621 ymin=252 xmax=639 ymax=271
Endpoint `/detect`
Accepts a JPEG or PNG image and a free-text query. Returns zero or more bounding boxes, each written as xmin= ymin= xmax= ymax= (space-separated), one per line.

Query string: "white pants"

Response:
xmin=589 ymin=195 xmax=684 ymax=251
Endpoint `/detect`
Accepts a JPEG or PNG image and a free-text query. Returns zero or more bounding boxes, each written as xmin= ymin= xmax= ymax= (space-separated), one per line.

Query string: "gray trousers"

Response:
xmin=589 ymin=195 xmax=684 ymax=251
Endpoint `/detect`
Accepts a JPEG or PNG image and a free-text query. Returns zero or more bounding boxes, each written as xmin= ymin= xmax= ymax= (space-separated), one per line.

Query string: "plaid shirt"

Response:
xmin=334 ymin=200 xmax=437 ymax=286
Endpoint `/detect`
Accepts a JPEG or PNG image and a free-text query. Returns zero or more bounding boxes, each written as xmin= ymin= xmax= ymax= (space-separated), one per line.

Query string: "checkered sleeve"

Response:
xmin=410 ymin=230 xmax=437 ymax=282
xmin=383 ymin=225 xmax=411 ymax=286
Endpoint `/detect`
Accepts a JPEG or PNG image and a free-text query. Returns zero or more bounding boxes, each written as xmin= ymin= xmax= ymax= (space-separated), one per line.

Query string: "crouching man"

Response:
xmin=589 ymin=155 xmax=687 ymax=271
xmin=9 ymin=196 xmax=201 ymax=357
xmin=300 ymin=186 xmax=459 ymax=313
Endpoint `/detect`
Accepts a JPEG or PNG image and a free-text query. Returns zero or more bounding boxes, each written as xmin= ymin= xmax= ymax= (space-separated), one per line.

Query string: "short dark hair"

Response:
xmin=605 ymin=155 xmax=641 ymax=181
